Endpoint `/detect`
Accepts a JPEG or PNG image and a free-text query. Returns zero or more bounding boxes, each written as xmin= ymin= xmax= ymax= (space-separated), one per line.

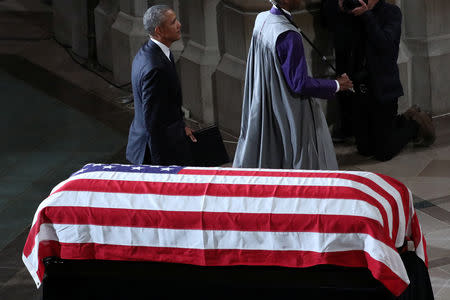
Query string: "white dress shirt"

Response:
xmin=151 ymin=38 xmax=171 ymax=61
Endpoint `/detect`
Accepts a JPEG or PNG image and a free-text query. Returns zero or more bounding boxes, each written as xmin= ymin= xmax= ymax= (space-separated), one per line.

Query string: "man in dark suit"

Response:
xmin=126 ymin=5 xmax=196 ymax=166
xmin=322 ymin=0 xmax=435 ymax=161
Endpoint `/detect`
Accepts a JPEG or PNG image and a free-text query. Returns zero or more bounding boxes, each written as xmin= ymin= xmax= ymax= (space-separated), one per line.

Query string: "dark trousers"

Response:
xmin=336 ymin=91 xmax=355 ymax=137
xmin=143 ymin=146 xmax=152 ymax=165
xmin=143 ymin=141 xmax=194 ymax=166
xmin=352 ymin=91 xmax=418 ymax=161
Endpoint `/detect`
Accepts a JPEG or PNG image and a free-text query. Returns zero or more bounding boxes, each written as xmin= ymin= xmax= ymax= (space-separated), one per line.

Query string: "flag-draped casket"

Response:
xmin=23 ymin=164 xmax=427 ymax=297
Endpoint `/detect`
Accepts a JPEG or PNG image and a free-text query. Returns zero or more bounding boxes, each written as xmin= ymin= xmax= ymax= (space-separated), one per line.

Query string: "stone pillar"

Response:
xmin=53 ymin=0 xmax=74 ymax=47
xmin=213 ymin=1 xmax=265 ymax=135
xmin=95 ymin=0 xmax=120 ymax=71
xmin=110 ymin=0 xmax=148 ymax=85
xmin=72 ymin=0 xmax=89 ymax=58
xmin=402 ymin=0 xmax=450 ymax=115
xmin=397 ymin=40 xmax=413 ymax=113
xmin=177 ymin=0 xmax=221 ymax=124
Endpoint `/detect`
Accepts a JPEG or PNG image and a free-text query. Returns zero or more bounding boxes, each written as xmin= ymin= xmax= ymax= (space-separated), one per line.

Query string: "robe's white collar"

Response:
xmin=272 ymin=5 xmax=292 ymax=16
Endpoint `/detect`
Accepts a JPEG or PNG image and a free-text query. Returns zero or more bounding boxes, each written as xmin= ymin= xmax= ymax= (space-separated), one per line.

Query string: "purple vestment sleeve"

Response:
xmin=276 ymin=30 xmax=337 ymax=100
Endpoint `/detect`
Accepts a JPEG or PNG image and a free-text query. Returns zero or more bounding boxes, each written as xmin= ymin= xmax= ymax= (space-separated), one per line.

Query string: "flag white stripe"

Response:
xmin=22 ymin=254 xmax=40 ymax=287
xmin=34 ymin=223 xmax=409 ymax=284
xmin=22 ymin=222 xmax=59 ymax=288
xmin=57 ymin=171 xmax=395 ymax=239
xmin=34 ymin=191 xmax=384 ymax=226
xmin=361 ymin=173 xmax=405 ymax=246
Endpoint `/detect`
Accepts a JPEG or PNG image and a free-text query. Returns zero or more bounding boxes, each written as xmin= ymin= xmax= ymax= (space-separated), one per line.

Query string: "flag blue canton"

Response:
xmin=71 ymin=164 xmax=184 ymax=177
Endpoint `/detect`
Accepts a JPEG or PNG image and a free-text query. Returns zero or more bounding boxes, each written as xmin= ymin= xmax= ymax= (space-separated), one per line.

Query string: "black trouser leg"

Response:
xmin=371 ymin=100 xmax=419 ymax=161
xmin=143 ymin=145 xmax=152 ymax=164
xmin=352 ymin=94 xmax=419 ymax=161
xmin=352 ymin=91 xmax=374 ymax=156
xmin=337 ymin=91 xmax=354 ymax=137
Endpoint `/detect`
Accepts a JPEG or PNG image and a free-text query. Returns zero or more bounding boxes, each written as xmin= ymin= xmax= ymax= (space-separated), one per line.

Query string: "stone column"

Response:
xmin=402 ymin=0 xmax=450 ymax=115
xmin=177 ymin=0 xmax=221 ymax=124
xmin=213 ymin=1 xmax=266 ymax=135
xmin=110 ymin=0 xmax=148 ymax=85
xmin=71 ymin=0 xmax=93 ymax=59
xmin=53 ymin=0 xmax=74 ymax=47
xmin=95 ymin=0 xmax=120 ymax=71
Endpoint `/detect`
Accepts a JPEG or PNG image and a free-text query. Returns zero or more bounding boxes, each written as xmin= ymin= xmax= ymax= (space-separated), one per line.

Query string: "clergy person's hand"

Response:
xmin=337 ymin=73 xmax=354 ymax=92
xmin=185 ymin=127 xmax=197 ymax=142
xmin=352 ymin=0 xmax=379 ymax=16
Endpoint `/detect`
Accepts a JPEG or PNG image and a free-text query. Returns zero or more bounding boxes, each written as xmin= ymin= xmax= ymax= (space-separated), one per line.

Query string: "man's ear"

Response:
xmin=154 ymin=26 xmax=162 ymax=39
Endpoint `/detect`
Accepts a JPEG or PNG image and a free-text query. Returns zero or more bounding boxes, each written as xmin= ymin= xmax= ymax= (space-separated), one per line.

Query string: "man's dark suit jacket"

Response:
xmin=126 ymin=40 xmax=191 ymax=165
xmin=321 ymin=0 xmax=404 ymax=102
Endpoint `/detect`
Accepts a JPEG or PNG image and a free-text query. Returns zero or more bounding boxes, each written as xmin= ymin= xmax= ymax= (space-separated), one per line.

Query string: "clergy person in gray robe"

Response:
xmin=233 ymin=0 xmax=353 ymax=170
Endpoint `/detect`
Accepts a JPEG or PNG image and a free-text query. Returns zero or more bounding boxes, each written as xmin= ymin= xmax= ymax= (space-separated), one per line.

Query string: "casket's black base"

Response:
xmin=41 ymin=252 xmax=433 ymax=300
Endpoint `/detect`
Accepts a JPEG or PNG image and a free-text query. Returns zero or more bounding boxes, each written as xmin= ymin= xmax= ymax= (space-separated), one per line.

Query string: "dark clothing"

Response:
xmin=321 ymin=0 xmax=417 ymax=161
xmin=323 ymin=0 xmax=404 ymax=102
xmin=360 ymin=1 xmax=404 ymax=102
xmin=352 ymin=92 xmax=418 ymax=161
xmin=126 ymin=40 xmax=192 ymax=166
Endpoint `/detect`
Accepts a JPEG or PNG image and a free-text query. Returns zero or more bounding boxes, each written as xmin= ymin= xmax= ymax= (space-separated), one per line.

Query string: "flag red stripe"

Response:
xmin=22 ymin=205 xmax=393 ymax=257
xmin=52 ymin=179 xmax=365 ymax=198
xmin=411 ymin=213 xmax=428 ymax=266
xmin=34 ymin=241 xmax=408 ymax=296
xmin=24 ymin=179 xmax=393 ymax=256
xmin=377 ymin=174 xmax=412 ymax=240
xmin=50 ymin=179 xmax=390 ymax=227
xmin=27 ymin=206 xmax=394 ymax=247
xmin=179 ymin=169 xmax=402 ymax=240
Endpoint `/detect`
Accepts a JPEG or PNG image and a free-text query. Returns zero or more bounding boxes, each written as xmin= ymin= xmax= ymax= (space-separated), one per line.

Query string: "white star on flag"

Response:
xmin=160 ymin=167 xmax=173 ymax=172
xmin=103 ymin=166 xmax=114 ymax=169
xmin=132 ymin=167 xmax=143 ymax=170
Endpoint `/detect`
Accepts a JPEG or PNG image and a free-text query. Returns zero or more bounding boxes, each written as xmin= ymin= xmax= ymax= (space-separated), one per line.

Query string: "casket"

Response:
xmin=22 ymin=164 xmax=433 ymax=299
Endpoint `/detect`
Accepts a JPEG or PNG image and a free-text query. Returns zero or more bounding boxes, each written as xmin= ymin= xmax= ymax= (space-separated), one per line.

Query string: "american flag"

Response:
xmin=23 ymin=163 xmax=427 ymax=296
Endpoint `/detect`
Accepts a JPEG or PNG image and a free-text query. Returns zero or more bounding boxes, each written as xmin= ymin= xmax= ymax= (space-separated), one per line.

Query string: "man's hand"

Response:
xmin=352 ymin=0 xmax=378 ymax=16
xmin=339 ymin=0 xmax=345 ymax=12
xmin=337 ymin=73 xmax=354 ymax=92
xmin=338 ymin=0 xmax=344 ymax=12
xmin=185 ymin=127 xmax=197 ymax=142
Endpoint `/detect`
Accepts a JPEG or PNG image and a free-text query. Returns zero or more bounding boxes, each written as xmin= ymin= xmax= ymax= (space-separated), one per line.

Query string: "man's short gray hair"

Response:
xmin=143 ymin=5 xmax=171 ymax=36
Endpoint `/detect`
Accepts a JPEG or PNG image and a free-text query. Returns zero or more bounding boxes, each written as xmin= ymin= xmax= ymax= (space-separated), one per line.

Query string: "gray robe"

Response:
xmin=232 ymin=11 xmax=338 ymax=170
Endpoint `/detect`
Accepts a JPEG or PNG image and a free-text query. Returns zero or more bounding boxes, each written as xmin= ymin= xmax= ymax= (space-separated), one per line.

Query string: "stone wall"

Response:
xmin=401 ymin=0 xmax=450 ymax=115
xmin=53 ymin=0 xmax=450 ymax=136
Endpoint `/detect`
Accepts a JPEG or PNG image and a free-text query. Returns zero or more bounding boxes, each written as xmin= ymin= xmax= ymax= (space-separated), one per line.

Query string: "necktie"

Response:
xmin=169 ymin=52 xmax=176 ymax=68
